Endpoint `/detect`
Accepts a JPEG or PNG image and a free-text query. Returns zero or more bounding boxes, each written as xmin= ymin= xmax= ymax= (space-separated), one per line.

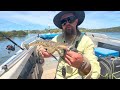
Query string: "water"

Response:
xmin=97 ymin=32 xmax=120 ymax=40
xmin=0 ymin=34 xmax=37 ymax=65
xmin=0 ymin=32 xmax=120 ymax=65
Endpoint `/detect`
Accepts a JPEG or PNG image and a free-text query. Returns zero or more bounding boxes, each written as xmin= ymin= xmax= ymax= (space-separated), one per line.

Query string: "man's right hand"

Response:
xmin=36 ymin=45 xmax=52 ymax=58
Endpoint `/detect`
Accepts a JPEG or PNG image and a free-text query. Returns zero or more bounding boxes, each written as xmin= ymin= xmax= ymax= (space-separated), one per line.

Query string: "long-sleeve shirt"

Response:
xmin=52 ymin=33 xmax=101 ymax=79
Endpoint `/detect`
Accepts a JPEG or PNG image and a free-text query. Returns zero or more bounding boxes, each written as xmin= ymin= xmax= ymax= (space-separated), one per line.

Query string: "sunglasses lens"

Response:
xmin=69 ymin=16 xmax=76 ymax=23
xmin=61 ymin=19 xmax=67 ymax=26
xmin=61 ymin=16 xmax=76 ymax=26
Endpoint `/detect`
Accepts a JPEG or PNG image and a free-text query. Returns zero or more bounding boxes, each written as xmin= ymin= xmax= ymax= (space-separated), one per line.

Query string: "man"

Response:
xmin=38 ymin=11 xmax=101 ymax=79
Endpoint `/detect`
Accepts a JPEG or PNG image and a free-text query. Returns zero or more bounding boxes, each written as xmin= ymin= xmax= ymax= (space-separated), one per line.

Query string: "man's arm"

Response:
xmin=81 ymin=38 xmax=101 ymax=79
xmin=64 ymin=37 xmax=101 ymax=79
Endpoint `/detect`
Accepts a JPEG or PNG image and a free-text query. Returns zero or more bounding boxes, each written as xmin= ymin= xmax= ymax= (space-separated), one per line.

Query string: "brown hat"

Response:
xmin=53 ymin=11 xmax=85 ymax=29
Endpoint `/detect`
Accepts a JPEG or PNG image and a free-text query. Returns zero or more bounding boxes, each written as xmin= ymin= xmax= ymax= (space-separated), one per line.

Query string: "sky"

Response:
xmin=0 ymin=11 xmax=120 ymax=31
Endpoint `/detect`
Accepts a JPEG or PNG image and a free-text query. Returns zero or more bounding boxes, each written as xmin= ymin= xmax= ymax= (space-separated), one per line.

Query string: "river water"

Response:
xmin=0 ymin=34 xmax=37 ymax=65
xmin=0 ymin=32 xmax=120 ymax=65
xmin=98 ymin=32 xmax=120 ymax=40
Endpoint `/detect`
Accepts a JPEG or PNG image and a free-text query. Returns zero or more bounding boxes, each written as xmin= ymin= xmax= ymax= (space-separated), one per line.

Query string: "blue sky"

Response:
xmin=0 ymin=11 xmax=120 ymax=31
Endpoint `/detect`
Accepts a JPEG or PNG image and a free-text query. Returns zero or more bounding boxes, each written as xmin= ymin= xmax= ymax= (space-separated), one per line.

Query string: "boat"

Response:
xmin=0 ymin=32 xmax=120 ymax=79
xmin=39 ymin=33 xmax=60 ymax=40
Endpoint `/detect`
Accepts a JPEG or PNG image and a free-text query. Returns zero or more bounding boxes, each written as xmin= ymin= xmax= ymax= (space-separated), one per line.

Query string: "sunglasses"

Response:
xmin=60 ymin=16 xmax=76 ymax=26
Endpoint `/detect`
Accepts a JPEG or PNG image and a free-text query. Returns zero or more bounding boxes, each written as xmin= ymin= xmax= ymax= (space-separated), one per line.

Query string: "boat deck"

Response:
xmin=41 ymin=54 xmax=58 ymax=79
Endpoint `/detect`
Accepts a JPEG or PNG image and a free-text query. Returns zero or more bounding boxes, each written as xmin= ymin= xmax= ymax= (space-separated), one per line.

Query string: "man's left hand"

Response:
xmin=64 ymin=50 xmax=84 ymax=68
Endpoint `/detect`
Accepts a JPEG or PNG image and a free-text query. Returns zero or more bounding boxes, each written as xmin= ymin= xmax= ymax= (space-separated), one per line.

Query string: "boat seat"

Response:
xmin=94 ymin=47 xmax=119 ymax=58
xmin=98 ymin=42 xmax=120 ymax=57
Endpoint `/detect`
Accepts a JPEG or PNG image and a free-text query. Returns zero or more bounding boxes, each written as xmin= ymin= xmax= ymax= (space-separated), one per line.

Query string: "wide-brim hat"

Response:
xmin=53 ymin=11 xmax=85 ymax=29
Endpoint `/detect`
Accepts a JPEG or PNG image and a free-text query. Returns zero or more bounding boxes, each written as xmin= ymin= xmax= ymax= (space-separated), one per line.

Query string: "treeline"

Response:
xmin=28 ymin=26 xmax=120 ymax=34
xmin=79 ymin=26 xmax=120 ymax=32
xmin=0 ymin=26 xmax=120 ymax=40
xmin=28 ymin=28 xmax=61 ymax=34
xmin=0 ymin=30 xmax=28 ymax=40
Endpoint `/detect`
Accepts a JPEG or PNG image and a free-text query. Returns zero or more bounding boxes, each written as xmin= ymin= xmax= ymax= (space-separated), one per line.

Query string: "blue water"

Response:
xmin=98 ymin=32 xmax=120 ymax=39
xmin=0 ymin=34 xmax=37 ymax=65
xmin=0 ymin=32 xmax=120 ymax=65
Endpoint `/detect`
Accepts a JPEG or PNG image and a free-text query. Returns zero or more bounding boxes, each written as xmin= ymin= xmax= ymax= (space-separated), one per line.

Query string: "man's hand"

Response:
xmin=36 ymin=45 xmax=52 ymax=58
xmin=64 ymin=50 xmax=84 ymax=68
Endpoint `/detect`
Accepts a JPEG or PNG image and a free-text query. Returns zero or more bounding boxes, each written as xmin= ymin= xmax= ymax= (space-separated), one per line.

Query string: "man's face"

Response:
xmin=60 ymin=13 xmax=78 ymax=36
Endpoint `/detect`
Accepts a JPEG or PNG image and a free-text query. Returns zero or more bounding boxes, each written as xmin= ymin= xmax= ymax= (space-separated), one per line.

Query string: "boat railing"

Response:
xmin=0 ymin=35 xmax=43 ymax=77
xmin=0 ymin=47 xmax=36 ymax=78
xmin=0 ymin=49 xmax=24 ymax=76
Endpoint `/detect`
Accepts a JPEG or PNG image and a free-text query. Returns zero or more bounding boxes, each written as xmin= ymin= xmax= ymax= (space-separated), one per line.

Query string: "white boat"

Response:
xmin=0 ymin=36 xmax=44 ymax=79
xmin=0 ymin=33 xmax=120 ymax=79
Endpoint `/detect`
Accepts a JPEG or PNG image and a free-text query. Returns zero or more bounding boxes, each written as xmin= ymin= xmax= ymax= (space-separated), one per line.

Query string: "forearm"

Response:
xmin=78 ymin=54 xmax=101 ymax=79
xmin=78 ymin=56 xmax=91 ymax=76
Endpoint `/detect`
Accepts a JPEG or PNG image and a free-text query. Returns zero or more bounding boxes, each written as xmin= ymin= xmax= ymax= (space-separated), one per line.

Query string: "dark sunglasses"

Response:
xmin=60 ymin=16 xmax=76 ymax=26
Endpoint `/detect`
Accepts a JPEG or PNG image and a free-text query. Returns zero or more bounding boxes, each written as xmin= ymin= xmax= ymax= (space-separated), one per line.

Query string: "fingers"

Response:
xmin=64 ymin=50 xmax=84 ymax=68
xmin=36 ymin=45 xmax=51 ymax=58
xmin=66 ymin=50 xmax=82 ymax=59
xmin=66 ymin=50 xmax=77 ymax=58
xmin=64 ymin=54 xmax=75 ymax=65
xmin=64 ymin=57 xmax=72 ymax=65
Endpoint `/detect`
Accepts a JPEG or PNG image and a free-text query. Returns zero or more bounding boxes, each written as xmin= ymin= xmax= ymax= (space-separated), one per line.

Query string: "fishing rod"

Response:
xmin=0 ymin=32 xmax=24 ymax=50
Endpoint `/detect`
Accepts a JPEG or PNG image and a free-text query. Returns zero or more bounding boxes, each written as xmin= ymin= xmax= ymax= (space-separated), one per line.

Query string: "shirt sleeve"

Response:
xmin=82 ymin=37 xmax=101 ymax=79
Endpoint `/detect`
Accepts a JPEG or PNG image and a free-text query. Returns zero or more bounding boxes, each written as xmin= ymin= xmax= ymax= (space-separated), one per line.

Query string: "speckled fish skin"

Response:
xmin=26 ymin=40 xmax=70 ymax=55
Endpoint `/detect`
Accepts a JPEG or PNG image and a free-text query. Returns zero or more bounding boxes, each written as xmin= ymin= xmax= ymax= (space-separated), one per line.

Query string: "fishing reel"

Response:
xmin=6 ymin=44 xmax=15 ymax=54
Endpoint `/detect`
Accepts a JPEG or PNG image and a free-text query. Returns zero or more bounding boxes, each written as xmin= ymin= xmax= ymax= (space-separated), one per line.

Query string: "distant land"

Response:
xmin=27 ymin=26 xmax=120 ymax=34
xmin=0 ymin=30 xmax=28 ymax=40
xmin=79 ymin=26 xmax=120 ymax=32
xmin=0 ymin=26 xmax=120 ymax=40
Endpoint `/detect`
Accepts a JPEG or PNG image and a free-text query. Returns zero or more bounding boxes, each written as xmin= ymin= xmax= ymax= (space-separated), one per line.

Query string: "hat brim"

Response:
xmin=53 ymin=11 xmax=85 ymax=29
